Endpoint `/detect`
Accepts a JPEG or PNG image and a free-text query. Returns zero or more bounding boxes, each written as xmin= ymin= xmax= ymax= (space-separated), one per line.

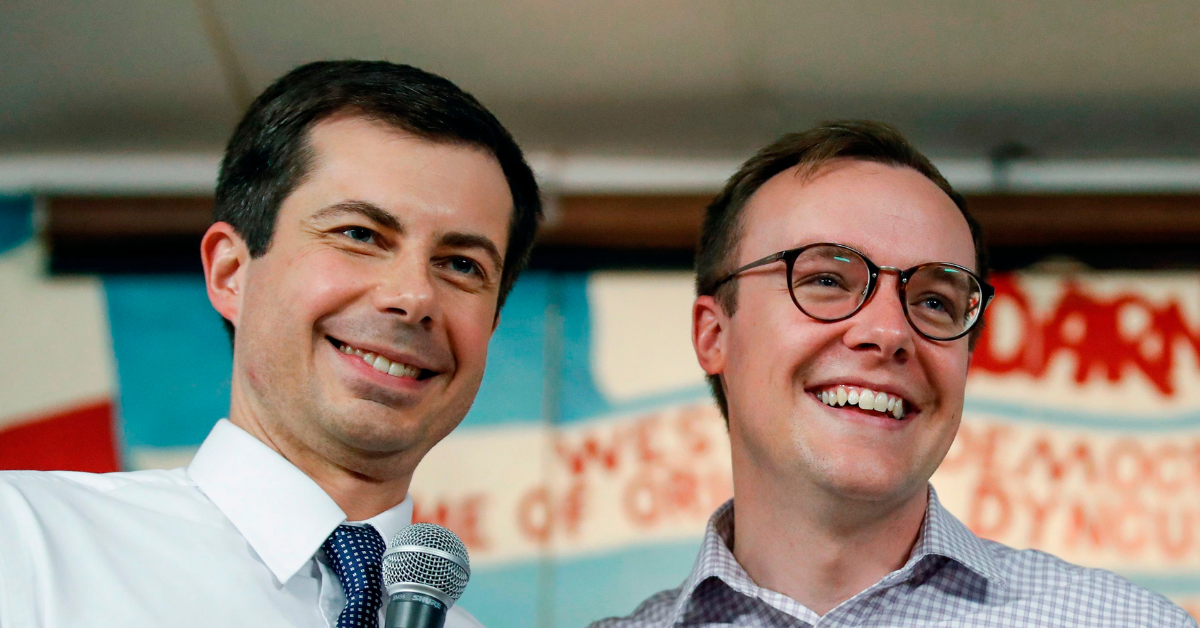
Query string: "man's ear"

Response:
xmin=201 ymin=222 xmax=249 ymax=330
xmin=693 ymin=295 xmax=728 ymax=377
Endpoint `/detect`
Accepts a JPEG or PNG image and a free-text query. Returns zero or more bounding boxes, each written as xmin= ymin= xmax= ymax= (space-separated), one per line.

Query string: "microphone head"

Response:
xmin=382 ymin=523 xmax=471 ymax=607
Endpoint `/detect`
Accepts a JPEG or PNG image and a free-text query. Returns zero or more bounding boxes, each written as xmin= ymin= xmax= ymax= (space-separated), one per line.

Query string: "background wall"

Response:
xmin=4 ymin=191 xmax=1200 ymax=625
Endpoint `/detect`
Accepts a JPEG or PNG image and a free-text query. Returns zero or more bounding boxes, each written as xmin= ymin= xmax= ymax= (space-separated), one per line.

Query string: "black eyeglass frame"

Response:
xmin=711 ymin=242 xmax=996 ymax=341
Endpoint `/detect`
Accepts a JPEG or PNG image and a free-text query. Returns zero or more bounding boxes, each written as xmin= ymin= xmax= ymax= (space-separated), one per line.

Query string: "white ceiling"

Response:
xmin=3 ymin=1 xmax=1200 ymax=159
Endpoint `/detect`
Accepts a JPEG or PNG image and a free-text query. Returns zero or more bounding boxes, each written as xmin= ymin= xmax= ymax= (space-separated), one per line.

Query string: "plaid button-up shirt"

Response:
xmin=590 ymin=487 xmax=1195 ymax=627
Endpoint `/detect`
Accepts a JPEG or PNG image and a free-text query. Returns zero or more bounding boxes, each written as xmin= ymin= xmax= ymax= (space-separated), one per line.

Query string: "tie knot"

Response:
xmin=323 ymin=524 xmax=386 ymax=628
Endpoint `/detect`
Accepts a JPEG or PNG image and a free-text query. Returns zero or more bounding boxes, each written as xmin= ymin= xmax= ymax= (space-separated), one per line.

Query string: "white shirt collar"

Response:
xmin=187 ymin=419 xmax=413 ymax=584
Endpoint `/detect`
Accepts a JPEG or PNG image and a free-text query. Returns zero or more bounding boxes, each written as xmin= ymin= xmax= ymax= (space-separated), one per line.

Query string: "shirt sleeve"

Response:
xmin=0 ymin=474 xmax=38 ymax=628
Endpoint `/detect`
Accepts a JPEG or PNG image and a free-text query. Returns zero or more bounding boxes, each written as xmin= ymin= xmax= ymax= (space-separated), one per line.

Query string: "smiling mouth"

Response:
xmin=812 ymin=385 xmax=910 ymax=420
xmin=328 ymin=337 xmax=438 ymax=381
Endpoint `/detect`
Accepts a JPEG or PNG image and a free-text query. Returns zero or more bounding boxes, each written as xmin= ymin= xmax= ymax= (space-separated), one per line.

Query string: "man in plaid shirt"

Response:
xmin=590 ymin=121 xmax=1195 ymax=627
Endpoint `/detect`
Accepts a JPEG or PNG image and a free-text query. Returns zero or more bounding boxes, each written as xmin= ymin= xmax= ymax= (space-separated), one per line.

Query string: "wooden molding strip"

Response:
xmin=46 ymin=193 xmax=1200 ymax=249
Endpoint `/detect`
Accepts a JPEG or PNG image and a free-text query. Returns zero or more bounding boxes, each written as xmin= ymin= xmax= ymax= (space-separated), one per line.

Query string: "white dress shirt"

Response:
xmin=0 ymin=419 xmax=484 ymax=628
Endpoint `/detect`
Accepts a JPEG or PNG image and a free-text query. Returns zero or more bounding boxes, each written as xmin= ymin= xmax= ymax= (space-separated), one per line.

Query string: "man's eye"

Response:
xmin=340 ymin=227 xmax=377 ymax=244
xmin=448 ymin=256 xmax=481 ymax=276
xmin=921 ymin=297 xmax=947 ymax=312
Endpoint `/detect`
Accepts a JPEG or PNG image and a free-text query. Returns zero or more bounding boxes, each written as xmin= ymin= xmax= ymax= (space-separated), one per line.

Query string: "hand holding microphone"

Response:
xmin=382 ymin=523 xmax=471 ymax=628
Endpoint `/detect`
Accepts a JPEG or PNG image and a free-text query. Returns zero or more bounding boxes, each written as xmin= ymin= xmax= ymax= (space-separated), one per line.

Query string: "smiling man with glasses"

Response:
xmin=591 ymin=121 xmax=1192 ymax=627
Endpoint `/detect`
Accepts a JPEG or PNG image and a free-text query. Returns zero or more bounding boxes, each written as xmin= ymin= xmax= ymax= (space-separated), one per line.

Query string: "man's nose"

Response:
xmin=841 ymin=274 xmax=915 ymax=360
xmin=372 ymin=253 xmax=440 ymax=327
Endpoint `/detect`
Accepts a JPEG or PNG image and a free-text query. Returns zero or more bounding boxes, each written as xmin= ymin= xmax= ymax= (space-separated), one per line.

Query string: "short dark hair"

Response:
xmin=214 ymin=60 xmax=541 ymax=338
xmin=695 ymin=120 xmax=988 ymax=421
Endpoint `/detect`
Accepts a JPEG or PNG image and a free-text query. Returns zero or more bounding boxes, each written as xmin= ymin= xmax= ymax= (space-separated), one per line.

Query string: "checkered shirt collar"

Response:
xmin=667 ymin=485 xmax=1007 ymax=626
xmin=912 ymin=486 xmax=1008 ymax=586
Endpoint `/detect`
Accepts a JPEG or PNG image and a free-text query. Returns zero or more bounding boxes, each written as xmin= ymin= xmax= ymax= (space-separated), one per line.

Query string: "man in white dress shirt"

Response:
xmin=0 ymin=60 xmax=541 ymax=627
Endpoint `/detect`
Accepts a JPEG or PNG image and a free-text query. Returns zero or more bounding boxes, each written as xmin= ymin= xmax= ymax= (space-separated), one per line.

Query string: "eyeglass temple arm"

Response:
xmin=713 ymin=251 xmax=788 ymax=288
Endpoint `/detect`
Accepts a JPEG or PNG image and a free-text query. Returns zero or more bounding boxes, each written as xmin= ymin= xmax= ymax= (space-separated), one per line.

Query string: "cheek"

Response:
xmin=444 ymin=298 xmax=498 ymax=372
xmin=924 ymin=345 xmax=972 ymax=406
xmin=725 ymin=310 xmax=823 ymax=407
xmin=279 ymin=253 xmax=368 ymax=322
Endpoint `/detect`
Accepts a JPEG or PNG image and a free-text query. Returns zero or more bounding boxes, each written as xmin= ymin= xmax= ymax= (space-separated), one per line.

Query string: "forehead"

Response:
xmin=289 ymin=115 xmax=513 ymax=241
xmin=737 ymin=160 xmax=976 ymax=271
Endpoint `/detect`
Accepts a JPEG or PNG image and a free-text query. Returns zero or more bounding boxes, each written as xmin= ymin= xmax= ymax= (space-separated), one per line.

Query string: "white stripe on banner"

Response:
xmin=588 ymin=271 xmax=706 ymax=402
xmin=0 ymin=242 xmax=114 ymax=426
xmin=410 ymin=404 xmax=731 ymax=567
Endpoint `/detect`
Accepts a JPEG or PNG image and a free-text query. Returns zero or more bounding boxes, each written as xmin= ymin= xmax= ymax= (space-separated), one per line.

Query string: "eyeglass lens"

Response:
xmin=788 ymin=245 xmax=985 ymax=339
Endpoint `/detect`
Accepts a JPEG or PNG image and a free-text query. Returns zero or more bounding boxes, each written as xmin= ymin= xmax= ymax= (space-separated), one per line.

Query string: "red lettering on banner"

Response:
xmin=971 ymin=274 xmax=1200 ymax=395
xmin=942 ymin=423 xmax=1008 ymax=476
xmin=622 ymin=464 xmax=728 ymax=529
xmin=516 ymin=480 xmax=587 ymax=544
xmin=526 ymin=405 xmax=733 ymax=541
xmin=1158 ymin=508 xmax=1194 ymax=560
xmin=967 ymin=475 xmax=1011 ymax=538
xmin=1017 ymin=438 xmax=1098 ymax=484
xmin=1153 ymin=443 xmax=1187 ymax=495
xmin=953 ymin=422 xmax=1200 ymax=564
xmin=556 ymin=432 xmax=622 ymax=475
xmin=1066 ymin=501 xmax=1107 ymax=551
xmin=1105 ymin=439 xmax=1152 ymax=494
xmin=413 ymin=493 xmax=490 ymax=551
xmin=675 ymin=406 xmax=713 ymax=455
xmin=1022 ymin=494 xmax=1055 ymax=545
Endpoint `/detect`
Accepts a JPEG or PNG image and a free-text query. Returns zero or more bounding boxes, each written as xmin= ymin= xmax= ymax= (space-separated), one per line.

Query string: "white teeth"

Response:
xmin=339 ymin=342 xmax=423 ymax=379
xmin=819 ymin=386 xmax=908 ymax=419
xmin=372 ymin=355 xmax=390 ymax=372
xmin=388 ymin=362 xmax=420 ymax=378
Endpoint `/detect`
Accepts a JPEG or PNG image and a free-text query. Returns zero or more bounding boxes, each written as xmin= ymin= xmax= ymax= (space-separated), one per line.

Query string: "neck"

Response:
xmin=228 ymin=382 xmax=416 ymax=522
xmin=730 ymin=455 xmax=927 ymax=616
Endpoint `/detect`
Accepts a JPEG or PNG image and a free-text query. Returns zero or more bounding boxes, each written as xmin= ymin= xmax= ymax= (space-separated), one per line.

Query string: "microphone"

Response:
xmin=382 ymin=523 xmax=471 ymax=628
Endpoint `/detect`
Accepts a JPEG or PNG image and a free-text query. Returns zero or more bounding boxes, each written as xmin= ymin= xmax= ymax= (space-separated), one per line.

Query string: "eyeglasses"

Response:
xmin=712 ymin=242 xmax=994 ymax=341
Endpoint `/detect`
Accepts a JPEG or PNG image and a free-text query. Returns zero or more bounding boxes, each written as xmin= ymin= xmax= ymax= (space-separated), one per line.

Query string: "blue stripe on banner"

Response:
xmin=557 ymin=273 xmax=611 ymax=423
xmin=462 ymin=539 xmax=701 ymax=628
xmin=0 ymin=196 xmax=32 ymax=255
xmin=103 ymin=271 xmax=553 ymax=453
xmin=965 ymin=397 xmax=1200 ymax=432
xmin=1121 ymin=573 xmax=1200 ymax=596
xmin=103 ymin=276 xmax=232 ymax=450
xmin=550 ymin=540 xmax=700 ymax=627
xmin=462 ymin=545 xmax=1200 ymax=627
xmin=456 ymin=560 xmax=541 ymax=628
xmin=461 ymin=272 xmax=549 ymax=428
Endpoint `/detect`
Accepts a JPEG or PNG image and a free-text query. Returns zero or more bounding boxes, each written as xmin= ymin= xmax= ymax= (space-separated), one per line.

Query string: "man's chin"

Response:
xmin=810 ymin=460 xmax=927 ymax=506
xmin=324 ymin=415 xmax=430 ymax=456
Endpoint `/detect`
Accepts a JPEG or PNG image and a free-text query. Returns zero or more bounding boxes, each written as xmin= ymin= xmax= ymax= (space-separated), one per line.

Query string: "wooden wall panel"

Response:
xmin=44 ymin=193 xmax=1200 ymax=272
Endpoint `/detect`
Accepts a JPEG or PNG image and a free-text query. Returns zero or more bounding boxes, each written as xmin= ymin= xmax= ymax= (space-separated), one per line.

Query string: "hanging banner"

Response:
xmin=3 ymin=204 xmax=1199 ymax=626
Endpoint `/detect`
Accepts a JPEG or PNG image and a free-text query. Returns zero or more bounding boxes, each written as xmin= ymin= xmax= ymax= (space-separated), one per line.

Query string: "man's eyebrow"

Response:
xmin=441 ymin=232 xmax=504 ymax=274
xmin=310 ymin=200 xmax=404 ymax=233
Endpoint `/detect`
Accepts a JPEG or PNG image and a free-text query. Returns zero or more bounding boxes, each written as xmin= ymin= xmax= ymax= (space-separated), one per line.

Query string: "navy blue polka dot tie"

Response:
xmin=322 ymin=524 xmax=386 ymax=628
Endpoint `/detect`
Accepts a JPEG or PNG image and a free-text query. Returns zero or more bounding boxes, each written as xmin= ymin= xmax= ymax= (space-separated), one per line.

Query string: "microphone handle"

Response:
xmin=384 ymin=591 xmax=448 ymax=628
